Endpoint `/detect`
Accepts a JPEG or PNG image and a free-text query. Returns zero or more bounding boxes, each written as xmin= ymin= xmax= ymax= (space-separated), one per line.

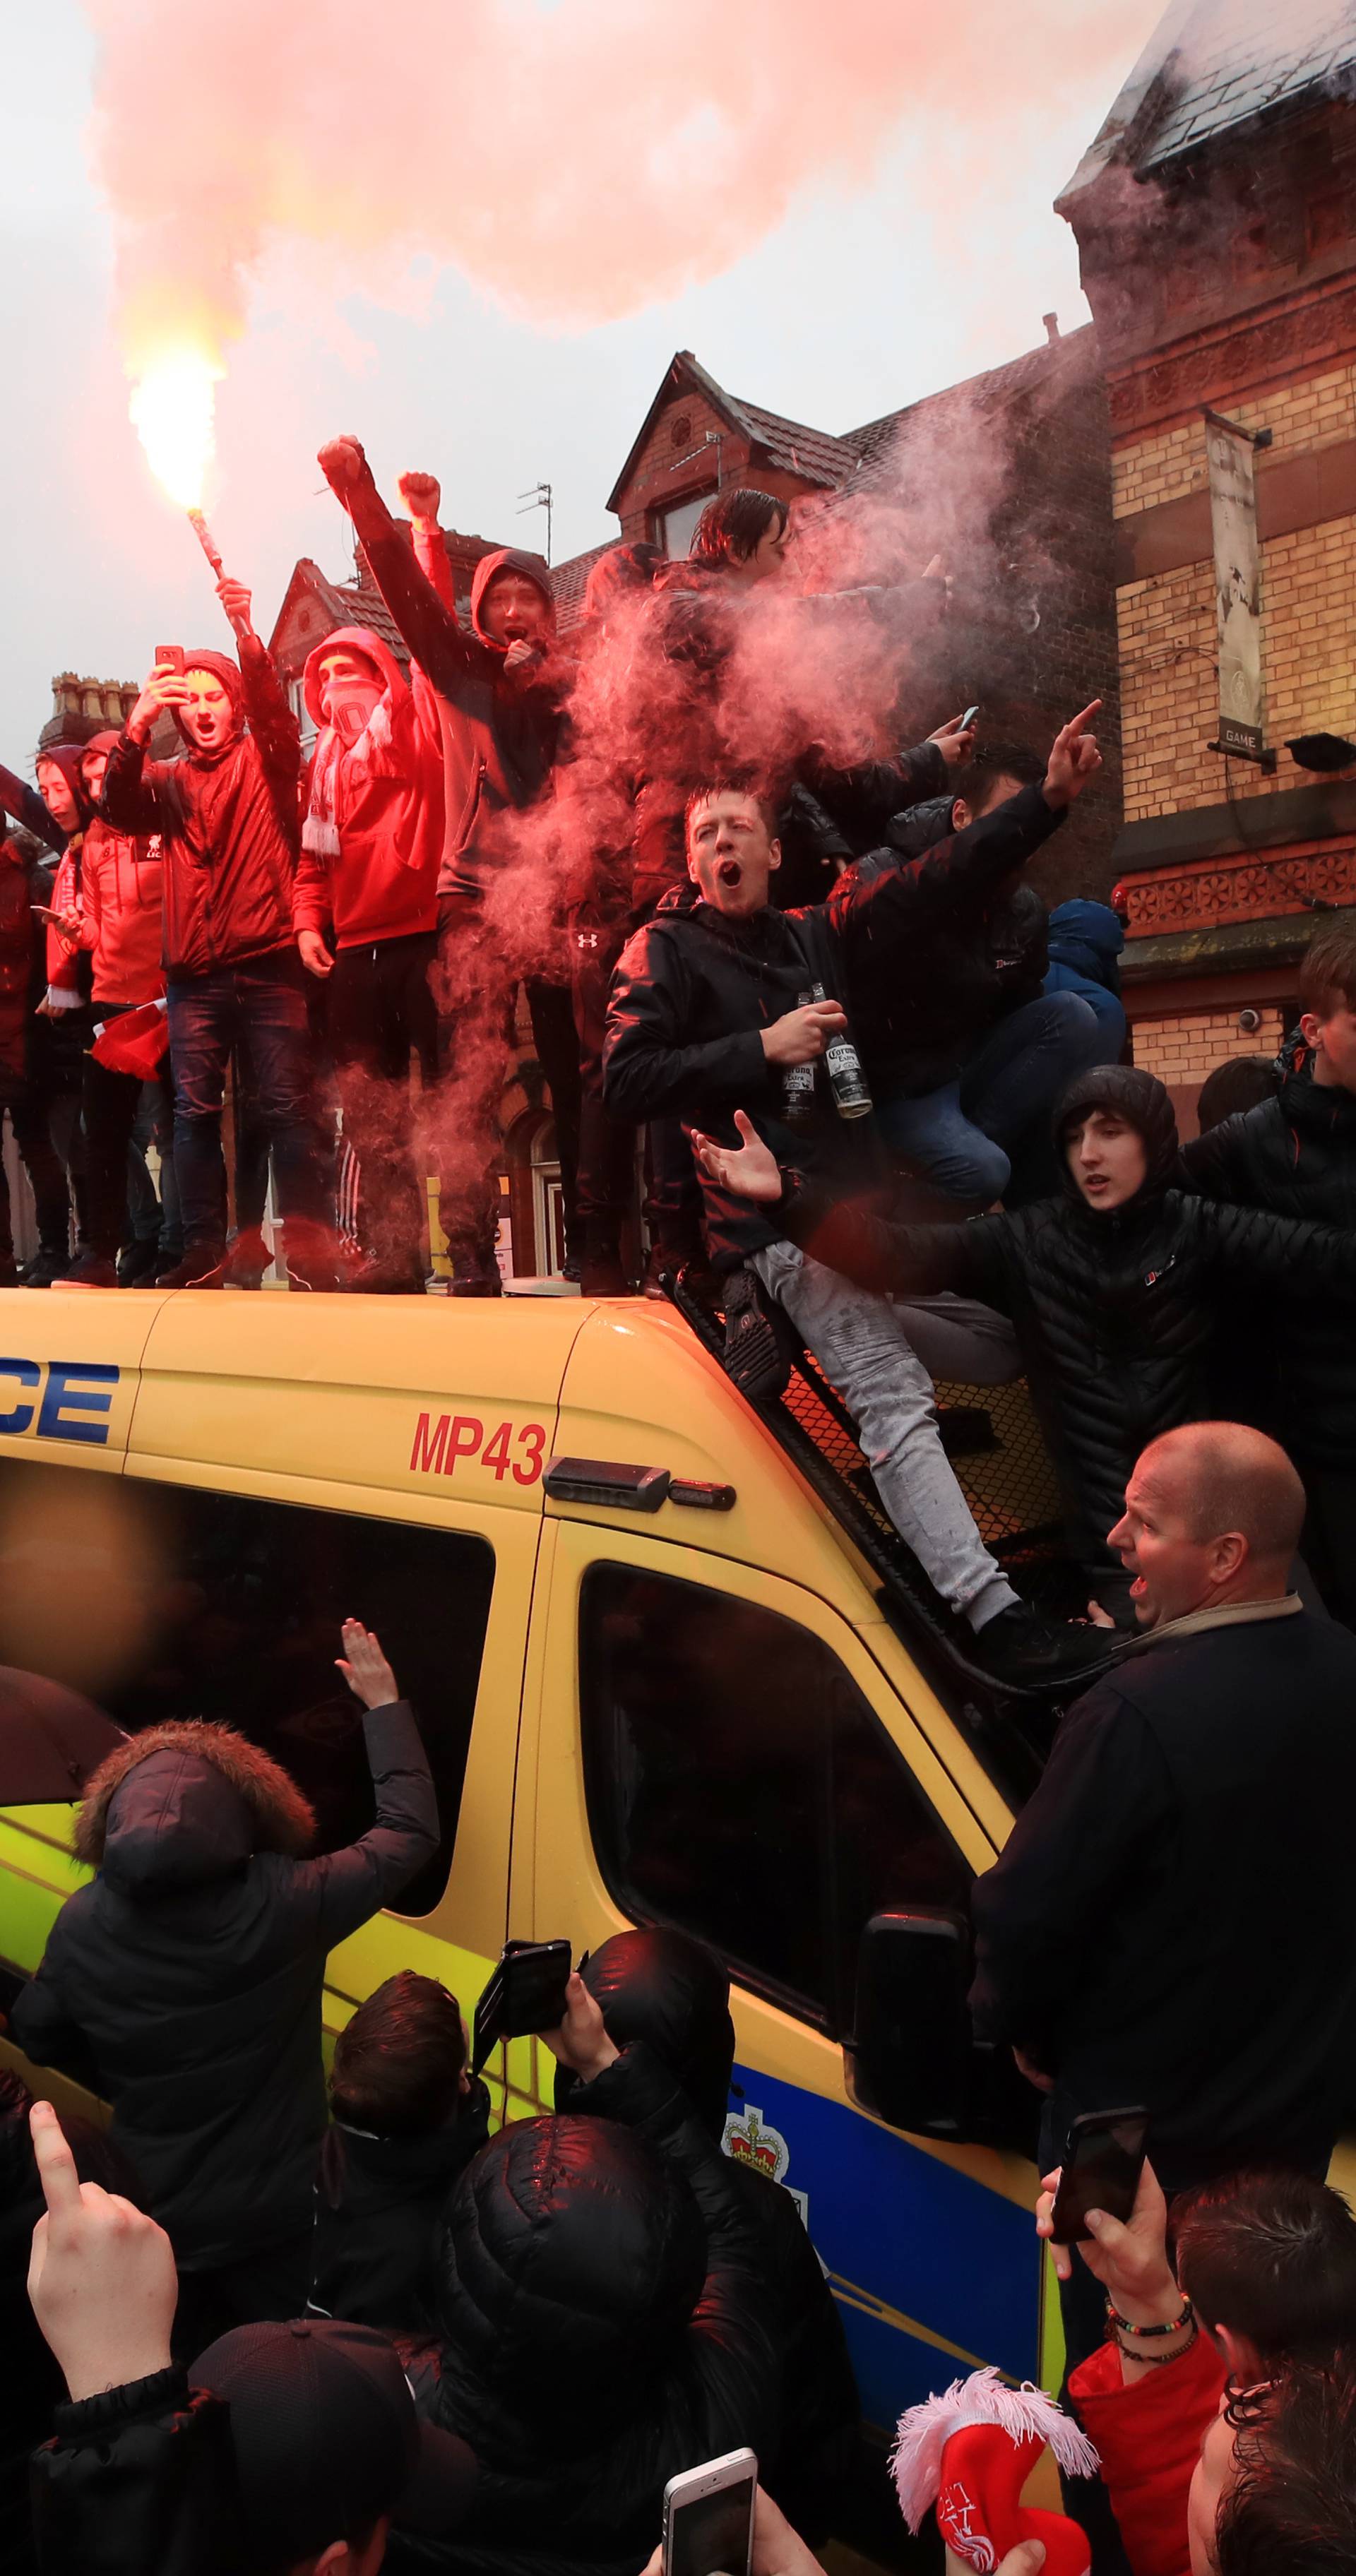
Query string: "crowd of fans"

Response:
xmin=4 ymin=1527 xmax=1356 ymax=2576
xmin=5 ymin=461 xmax=1356 ymax=2572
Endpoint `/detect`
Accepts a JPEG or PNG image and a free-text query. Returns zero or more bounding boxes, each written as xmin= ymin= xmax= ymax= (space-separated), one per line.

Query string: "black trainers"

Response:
xmin=19 ymin=1246 xmax=72 ymax=1289
xmin=117 ymin=1236 xmax=162 ymax=1287
xmin=156 ymin=1249 xmax=225 ymax=1289
xmin=52 ymin=1253 xmax=120 ymax=1291
xmin=971 ymin=1602 xmax=1112 ymax=1686
xmin=721 ymin=1266 xmax=791 ymax=1402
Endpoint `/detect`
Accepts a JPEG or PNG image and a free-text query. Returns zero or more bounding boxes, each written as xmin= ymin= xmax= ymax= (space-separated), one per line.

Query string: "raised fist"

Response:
xmin=398 ymin=470 xmax=441 ymax=527
xmin=317 ymin=436 xmax=367 ymax=492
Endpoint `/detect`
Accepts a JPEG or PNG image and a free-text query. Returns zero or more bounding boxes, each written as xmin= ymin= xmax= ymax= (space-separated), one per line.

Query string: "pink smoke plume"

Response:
xmin=86 ymin=0 xmax=1153 ymax=369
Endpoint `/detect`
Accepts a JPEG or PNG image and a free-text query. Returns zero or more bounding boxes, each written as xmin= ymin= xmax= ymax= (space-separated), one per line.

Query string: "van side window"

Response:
xmin=0 ymin=1460 xmax=494 ymax=1916
xmin=580 ymin=1563 xmax=970 ymax=2032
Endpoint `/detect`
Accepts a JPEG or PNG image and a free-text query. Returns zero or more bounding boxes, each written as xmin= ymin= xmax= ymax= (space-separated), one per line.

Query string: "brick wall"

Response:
xmin=1112 ymin=362 xmax=1356 ymax=517
xmin=1118 ymin=511 xmax=1356 ymax=821
xmin=1132 ymin=1004 xmax=1285 ymax=1088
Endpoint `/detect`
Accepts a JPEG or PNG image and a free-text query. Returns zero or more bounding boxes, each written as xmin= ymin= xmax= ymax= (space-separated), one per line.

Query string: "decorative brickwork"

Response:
xmin=1132 ymin=1006 xmax=1285 ymax=1088
xmin=1119 ymin=842 xmax=1356 ymax=934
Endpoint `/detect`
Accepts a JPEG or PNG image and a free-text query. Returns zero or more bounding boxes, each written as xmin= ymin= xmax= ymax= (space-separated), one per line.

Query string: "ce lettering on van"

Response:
xmin=0 ymin=1357 xmax=119 ymax=1448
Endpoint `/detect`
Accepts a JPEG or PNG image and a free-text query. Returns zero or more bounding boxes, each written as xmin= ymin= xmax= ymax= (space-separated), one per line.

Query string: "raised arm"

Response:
xmin=225 ymin=584 xmax=300 ymax=823
xmin=398 ymin=471 xmax=458 ymax=612
xmin=319 ymin=437 xmax=488 ymax=705
xmin=275 ymin=1621 xmax=439 ymax=1943
xmin=828 ymin=703 xmax=1100 ymax=962
xmin=0 ymin=761 xmax=66 ymax=854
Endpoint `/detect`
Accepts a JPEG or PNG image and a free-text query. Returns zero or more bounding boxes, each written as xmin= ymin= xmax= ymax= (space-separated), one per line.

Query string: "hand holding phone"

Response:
xmin=470 ymin=1940 xmax=573 ymax=2075
xmin=1048 ymin=2106 xmax=1149 ymax=2245
xmin=154 ymin=646 xmax=186 ymax=674
xmin=662 ymin=2450 xmax=757 ymax=2576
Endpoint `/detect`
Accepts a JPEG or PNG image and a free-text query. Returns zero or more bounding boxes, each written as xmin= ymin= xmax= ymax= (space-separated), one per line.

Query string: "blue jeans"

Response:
xmin=167 ymin=955 xmax=321 ymax=1253
xmin=877 ymin=993 xmax=1113 ymax=1205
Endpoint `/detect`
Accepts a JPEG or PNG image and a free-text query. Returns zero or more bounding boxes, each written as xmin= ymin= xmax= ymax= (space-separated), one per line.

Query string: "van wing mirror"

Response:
xmin=849 ymin=1908 xmax=972 ymax=2138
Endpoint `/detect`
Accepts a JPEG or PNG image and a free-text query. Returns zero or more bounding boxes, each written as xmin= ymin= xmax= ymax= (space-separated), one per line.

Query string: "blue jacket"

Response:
xmin=1045 ymin=898 xmax=1125 ymax=1044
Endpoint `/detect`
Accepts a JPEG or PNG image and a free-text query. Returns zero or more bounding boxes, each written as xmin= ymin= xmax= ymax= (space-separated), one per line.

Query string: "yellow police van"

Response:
xmin=0 ymin=1283 xmax=1075 ymax=2438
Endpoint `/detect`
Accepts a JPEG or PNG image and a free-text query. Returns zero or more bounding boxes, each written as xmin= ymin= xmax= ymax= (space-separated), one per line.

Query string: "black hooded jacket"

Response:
xmin=552 ymin=1931 xmax=858 ymax=2539
xmin=11 ymin=1705 xmax=439 ymax=2270
xmin=847 ymin=804 xmax=1050 ymax=1096
xmin=1182 ymin=1031 xmax=1356 ymax=1469
xmin=773 ymin=1063 xmax=1356 ymax=1577
xmin=410 ymin=2043 xmax=776 ymax=2576
xmin=309 ymin=2080 xmax=492 ymax=2334
xmin=602 ymin=780 xmax=1066 ymax=1268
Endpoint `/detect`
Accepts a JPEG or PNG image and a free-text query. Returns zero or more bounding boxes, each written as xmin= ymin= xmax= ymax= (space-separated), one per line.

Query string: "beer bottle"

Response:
xmin=782 ymin=990 xmax=818 ymax=1127
xmin=811 ymin=982 xmax=873 ymax=1120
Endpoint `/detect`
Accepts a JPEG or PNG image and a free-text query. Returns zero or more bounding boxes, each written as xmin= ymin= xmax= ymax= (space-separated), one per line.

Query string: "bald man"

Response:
xmin=970 ymin=1421 xmax=1356 ymax=2438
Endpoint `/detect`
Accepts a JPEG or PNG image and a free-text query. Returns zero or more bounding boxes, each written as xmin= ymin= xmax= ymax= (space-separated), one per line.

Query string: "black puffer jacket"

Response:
xmin=552 ymin=1930 xmax=858 ymax=2541
xmin=11 ymin=1706 xmax=438 ymax=2271
xmin=1182 ymin=1031 xmax=1356 ymax=1469
xmin=778 ymin=1063 xmax=1356 ymax=1580
xmin=848 ymin=809 xmax=1050 ymax=1097
xmin=30 ymin=2367 xmax=239 ymax=2576
xmin=415 ymin=2043 xmax=775 ymax=2576
xmin=603 ymin=780 xmax=1066 ymax=1267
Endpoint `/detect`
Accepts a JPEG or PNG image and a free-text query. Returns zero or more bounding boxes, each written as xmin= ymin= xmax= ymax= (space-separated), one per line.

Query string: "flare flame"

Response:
xmin=129 ymin=349 xmax=224 ymax=512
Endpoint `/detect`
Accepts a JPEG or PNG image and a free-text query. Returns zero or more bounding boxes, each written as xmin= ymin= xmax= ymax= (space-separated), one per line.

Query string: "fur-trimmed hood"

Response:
xmin=75 ymin=1722 xmax=316 ymax=1897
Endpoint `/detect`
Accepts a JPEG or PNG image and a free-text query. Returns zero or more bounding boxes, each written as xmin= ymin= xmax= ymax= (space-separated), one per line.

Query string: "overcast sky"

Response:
xmin=3 ymin=2 xmax=1158 ymax=761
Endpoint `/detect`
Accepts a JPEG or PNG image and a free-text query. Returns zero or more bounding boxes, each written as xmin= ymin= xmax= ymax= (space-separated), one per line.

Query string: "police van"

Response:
xmin=0 ymin=1284 xmax=1089 ymax=2438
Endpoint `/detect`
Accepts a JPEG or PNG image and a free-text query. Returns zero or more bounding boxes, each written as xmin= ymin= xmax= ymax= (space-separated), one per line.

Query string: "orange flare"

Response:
xmin=129 ymin=348 xmax=223 ymax=511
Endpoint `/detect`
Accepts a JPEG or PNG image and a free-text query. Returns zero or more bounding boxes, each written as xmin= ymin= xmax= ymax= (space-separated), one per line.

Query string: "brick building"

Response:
xmin=39 ymin=674 xmax=141 ymax=753
xmin=1060 ymin=0 xmax=1356 ymax=1128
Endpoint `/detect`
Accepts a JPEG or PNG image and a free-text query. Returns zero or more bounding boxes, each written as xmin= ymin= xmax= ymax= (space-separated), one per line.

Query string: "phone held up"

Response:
xmin=470 ymin=1938 xmax=573 ymax=2077
xmin=155 ymin=646 xmax=186 ymax=675
xmin=662 ymin=2450 xmax=757 ymax=2576
xmin=1049 ymin=2106 xmax=1150 ymax=2245
xmin=961 ymin=703 xmax=980 ymax=730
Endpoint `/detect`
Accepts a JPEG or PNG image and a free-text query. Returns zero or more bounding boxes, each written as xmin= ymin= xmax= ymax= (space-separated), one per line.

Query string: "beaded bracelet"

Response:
xmin=1106 ymin=2294 xmax=1194 ymax=2337
xmin=1115 ymin=2317 xmax=1198 ymax=2365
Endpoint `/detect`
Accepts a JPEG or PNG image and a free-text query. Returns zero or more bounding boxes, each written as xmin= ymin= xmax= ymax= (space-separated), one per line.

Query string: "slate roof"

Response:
xmin=1061 ymin=0 xmax=1356 ymax=201
xmin=725 ymin=395 xmax=860 ymax=487
xmin=550 ymin=540 xmax=616 ymax=633
xmin=840 ymin=329 xmax=1094 ymax=490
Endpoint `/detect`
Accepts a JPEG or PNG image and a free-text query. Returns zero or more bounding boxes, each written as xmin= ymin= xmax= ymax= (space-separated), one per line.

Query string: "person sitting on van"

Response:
xmin=603 ymin=709 xmax=1107 ymax=1687
xmin=308 ymin=1969 xmax=489 ymax=2334
xmin=691 ymin=1061 xmax=1356 ymax=1621
xmin=551 ymin=1927 xmax=858 ymax=2541
xmin=403 ymin=1973 xmax=776 ymax=2576
xmin=11 ymin=1622 xmax=439 ymax=2353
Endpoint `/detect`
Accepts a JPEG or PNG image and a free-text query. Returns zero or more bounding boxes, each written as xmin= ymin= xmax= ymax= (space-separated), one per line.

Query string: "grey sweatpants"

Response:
xmin=751 ymin=1238 xmax=1020 ymax=1630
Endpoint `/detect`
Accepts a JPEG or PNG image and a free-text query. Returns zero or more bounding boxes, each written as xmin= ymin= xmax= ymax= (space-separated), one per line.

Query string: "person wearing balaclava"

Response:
xmin=552 ymin=1927 xmax=859 ymax=2541
xmin=292 ymin=625 xmax=445 ymax=1292
xmin=317 ymin=437 xmax=579 ymax=1297
xmin=101 ymin=580 xmax=334 ymax=1289
xmin=692 ymin=1061 xmax=1356 ymax=1622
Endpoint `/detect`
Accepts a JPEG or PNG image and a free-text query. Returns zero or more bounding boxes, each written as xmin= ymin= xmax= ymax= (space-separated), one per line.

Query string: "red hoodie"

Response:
xmin=80 ymin=823 xmax=166 ymax=1007
xmin=1067 ymin=2328 xmax=1227 ymax=2576
xmin=292 ymin=626 xmax=444 ymax=948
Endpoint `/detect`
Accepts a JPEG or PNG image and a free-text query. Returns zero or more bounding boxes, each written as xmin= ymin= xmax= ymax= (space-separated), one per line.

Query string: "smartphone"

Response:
xmin=155 ymin=645 xmax=185 ymax=674
xmin=1049 ymin=2106 xmax=1150 ymax=2244
xmin=471 ymin=1938 xmax=573 ymax=2075
xmin=961 ymin=702 xmax=981 ymax=729
xmin=662 ymin=2450 xmax=757 ymax=2576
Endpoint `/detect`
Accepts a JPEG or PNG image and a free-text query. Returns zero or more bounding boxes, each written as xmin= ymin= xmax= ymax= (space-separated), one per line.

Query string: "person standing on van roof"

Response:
xmin=602 ymin=710 xmax=1105 ymax=1688
xmin=100 ymin=580 xmax=334 ymax=1291
xmin=292 ymin=626 xmax=445 ymax=1294
xmin=317 ymin=438 xmax=581 ymax=1298
xmin=968 ymin=1424 xmax=1356 ymax=2373
xmin=691 ymin=1060 xmax=1356 ymax=1624
xmin=11 ymin=1621 xmax=439 ymax=2354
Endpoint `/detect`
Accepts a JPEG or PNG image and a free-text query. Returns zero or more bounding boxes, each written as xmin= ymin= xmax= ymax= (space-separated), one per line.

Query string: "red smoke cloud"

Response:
xmin=85 ymin=0 xmax=1155 ymax=366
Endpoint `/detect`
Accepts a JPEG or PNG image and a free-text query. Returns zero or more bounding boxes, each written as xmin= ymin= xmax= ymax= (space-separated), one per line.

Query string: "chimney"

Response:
xmin=1042 ymin=312 xmax=1061 ymax=344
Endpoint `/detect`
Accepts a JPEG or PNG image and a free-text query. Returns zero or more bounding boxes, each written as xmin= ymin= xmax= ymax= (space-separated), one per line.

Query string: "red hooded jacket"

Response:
xmin=292 ymin=626 xmax=444 ymax=948
xmin=100 ymin=636 xmax=300 ymax=980
xmin=73 ymin=730 xmax=165 ymax=1008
